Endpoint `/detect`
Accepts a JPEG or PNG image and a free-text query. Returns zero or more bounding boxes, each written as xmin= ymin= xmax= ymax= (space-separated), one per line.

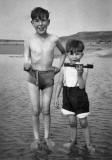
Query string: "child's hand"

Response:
xmin=54 ymin=98 xmax=60 ymax=109
xmin=54 ymin=67 xmax=60 ymax=74
xmin=76 ymin=64 xmax=83 ymax=77
xmin=24 ymin=62 xmax=31 ymax=71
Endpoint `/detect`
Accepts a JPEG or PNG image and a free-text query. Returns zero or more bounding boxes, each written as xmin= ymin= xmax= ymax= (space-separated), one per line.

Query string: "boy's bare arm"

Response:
xmin=54 ymin=70 xmax=63 ymax=108
xmin=24 ymin=40 xmax=31 ymax=63
xmin=55 ymin=70 xmax=63 ymax=99
xmin=56 ymin=39 xmax=66 ymax=70
xmin=24 ymin=40 xmax=31 ymax=70
xmin=77 ymin=66 xmax=88 ymax=89
xmin=83 ymin=68 xmax=89 ymax=85
xmin=55 ymin=72 xmax=63 ymax=97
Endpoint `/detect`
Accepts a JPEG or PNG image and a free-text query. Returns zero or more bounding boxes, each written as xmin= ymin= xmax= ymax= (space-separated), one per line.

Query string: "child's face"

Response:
xmin=68 ymin=49 xmax=84 ymax=62
xmin=31 ymin=15 xmax=50 ymax=35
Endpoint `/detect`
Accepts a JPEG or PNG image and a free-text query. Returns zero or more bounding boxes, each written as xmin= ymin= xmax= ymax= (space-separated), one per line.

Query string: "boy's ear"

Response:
xmin=48 ymin=19 xmax=50 ymax=25
xmin=81 ymin=52 xmax=84 ymax=57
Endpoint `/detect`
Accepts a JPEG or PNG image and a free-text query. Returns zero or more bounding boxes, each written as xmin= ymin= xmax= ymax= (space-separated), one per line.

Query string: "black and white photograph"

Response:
xmin=0 ymin=0 xmax=112 ymax=160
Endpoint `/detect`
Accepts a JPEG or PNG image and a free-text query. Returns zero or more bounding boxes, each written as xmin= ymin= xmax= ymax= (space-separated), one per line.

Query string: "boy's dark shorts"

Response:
xmin=62 ymin=86 xmax=89 ymax=116
xmin=27 ymin=68 xmax=55 ymax=90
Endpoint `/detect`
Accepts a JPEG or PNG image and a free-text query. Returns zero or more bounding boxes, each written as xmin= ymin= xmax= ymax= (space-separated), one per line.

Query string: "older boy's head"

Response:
xmin=31 ymin=7 xmax=49 ymax=20
xmin=66 ymin=39 xmax=85 ymax=53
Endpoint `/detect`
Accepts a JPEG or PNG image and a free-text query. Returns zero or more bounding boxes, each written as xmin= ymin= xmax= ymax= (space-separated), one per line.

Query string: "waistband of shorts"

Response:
xmin=35 ymin=70 xmax=55 ymax=74
xmin=63 ymin=86 xmax=79 ymax=89
xmin=63 ymin=86 xmax=85 ymax=91
xmin=32 ymin=67 xmax=55 ymax=73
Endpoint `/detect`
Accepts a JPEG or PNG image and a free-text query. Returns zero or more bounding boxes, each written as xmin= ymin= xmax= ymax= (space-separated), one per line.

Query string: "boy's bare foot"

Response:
xmin=63 ymin=142 xmax=73 ymax=149
xmin=63 ymin=140 xmax=77 ymax=149
xmin=44 ymin=138 xmax=55 ymax=151
xmin=86 ymin=144 xmax=95 ymax=153
xmin=30 ymin=139 xmax=41 ymax=151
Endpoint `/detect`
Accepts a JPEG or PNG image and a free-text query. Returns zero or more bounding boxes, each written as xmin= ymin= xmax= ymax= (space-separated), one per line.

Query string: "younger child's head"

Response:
xmin=66 ymin=39 xmax=85 ymax=62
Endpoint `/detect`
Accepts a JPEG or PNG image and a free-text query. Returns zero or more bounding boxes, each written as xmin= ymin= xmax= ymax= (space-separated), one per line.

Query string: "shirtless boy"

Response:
xmin=24 ymin=7 xmax=66 ymax=150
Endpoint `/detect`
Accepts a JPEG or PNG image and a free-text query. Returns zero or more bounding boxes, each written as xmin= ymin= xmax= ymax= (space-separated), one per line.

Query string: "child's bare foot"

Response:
xmin=63 ymin=140 xmax=77 ymax=149
xmin=30 ymin=139 xmax=41 ymax=151
xmin=86 ymin=144 xmax=95 ymax=153
xmin=45 ymin=138 xmax=55 ymax=151
xmin=44 ymin=138 xmax=55 ymax=151
xmin=63 ymin=142 xmax=73 ymax=149
xmin=62 ymin=141 xmax=78 ymax=154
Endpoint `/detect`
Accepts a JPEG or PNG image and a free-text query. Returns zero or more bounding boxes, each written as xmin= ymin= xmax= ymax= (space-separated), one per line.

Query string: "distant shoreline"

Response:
xmin=0 ymin=41 xmax=24 ymax=45
xmin=1 ymin=30 xmax=112 ymax=45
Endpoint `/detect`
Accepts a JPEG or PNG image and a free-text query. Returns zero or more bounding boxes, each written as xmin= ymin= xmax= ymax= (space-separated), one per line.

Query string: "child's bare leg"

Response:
xmin=79 ymin=117 xmax=95 ymax=152
xmin=69 ymin=115 xmax=77 ymax=144
xmin=28 ymin=82 xmax=40 ymax=144
xmin=42 ymin=86 xmax=55 ymax=149
xmin=64 ymin=115 xmax=77 ymax=148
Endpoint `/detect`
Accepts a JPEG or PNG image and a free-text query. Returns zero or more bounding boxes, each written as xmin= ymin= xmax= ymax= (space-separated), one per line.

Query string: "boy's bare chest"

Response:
xmin=30 ymin=38 xmax=56 ymax=54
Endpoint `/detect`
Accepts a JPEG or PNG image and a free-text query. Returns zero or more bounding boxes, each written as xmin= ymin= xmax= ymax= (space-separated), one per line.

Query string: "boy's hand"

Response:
xmin=76 ymin=64 xmax=83 ymax=77
xmin=54 ymin=67 xmax=60 ymax=74
xmin=54 ymin=98 xmax=60 ymax=109
xmin=24 ymin=62 xmax=31 ymax=71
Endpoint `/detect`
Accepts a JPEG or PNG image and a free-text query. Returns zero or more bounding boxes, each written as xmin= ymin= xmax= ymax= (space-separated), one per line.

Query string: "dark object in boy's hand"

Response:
xmin=64 ymin=63 xmax=94 ymax=69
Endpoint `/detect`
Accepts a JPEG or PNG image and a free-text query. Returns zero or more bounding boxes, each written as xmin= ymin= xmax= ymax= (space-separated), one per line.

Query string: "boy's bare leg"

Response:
xmin=69 ymin=115 xmax=77 ymax=144
xmin=79 ymin=117 xmax=95 ymax=153
xmin=28 ymin=82 xmax=41 ymax=149
xmin=63 ymin=115 xmax=77 ymax=149
xmin=42 ymin=86 xmax=55 ymax=149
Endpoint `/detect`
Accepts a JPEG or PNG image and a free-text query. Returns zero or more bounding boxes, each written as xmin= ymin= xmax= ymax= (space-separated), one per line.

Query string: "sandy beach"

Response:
xmin=0 ymin=53 xmax=112 ymax=160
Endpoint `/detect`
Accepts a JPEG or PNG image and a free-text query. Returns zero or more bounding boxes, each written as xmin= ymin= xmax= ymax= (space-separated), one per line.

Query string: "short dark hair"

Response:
xmin=31 ymin=7 xmax=49 ymax=20
xmin=66 ymin=39 xmax=85 ymax=52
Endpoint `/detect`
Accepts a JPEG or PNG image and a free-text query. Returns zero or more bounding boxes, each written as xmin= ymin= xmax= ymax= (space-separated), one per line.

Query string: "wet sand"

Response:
xmin=0 ymin=54 xmax=112 ymax=160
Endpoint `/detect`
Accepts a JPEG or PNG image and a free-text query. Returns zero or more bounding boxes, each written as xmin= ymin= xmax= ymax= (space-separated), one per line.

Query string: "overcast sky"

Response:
xmin=0 ymin=0 xmax=112 ymax=40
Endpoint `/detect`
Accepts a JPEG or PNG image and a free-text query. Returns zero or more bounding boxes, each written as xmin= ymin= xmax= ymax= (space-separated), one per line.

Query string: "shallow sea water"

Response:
xmin=0 ymin=53 xmax=112 ymax=160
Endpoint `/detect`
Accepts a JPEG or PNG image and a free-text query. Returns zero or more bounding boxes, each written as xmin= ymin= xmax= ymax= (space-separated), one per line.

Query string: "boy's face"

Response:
xmin=68 ymin=49 xmax=84 ymax=62
xmin=31 ymin=15 xmax=50 ymax=35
